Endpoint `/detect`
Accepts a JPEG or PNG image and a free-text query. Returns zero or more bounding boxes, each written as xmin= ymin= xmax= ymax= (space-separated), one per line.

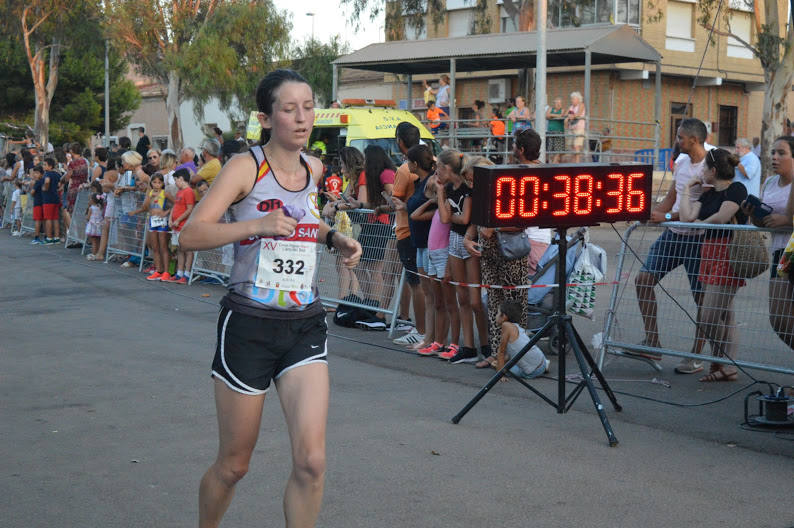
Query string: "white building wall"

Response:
xmin=179 ymin=99 xmax=244 ymax=150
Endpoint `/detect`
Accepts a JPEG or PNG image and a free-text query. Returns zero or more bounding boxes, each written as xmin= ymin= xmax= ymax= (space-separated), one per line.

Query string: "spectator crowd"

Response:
xmin=2 ymin=114 xmax=794 ymax=383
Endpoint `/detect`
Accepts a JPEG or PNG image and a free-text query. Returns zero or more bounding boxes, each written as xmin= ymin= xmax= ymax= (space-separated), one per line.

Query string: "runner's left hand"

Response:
xmin=335 ymin=235 xmax=362 ymax=268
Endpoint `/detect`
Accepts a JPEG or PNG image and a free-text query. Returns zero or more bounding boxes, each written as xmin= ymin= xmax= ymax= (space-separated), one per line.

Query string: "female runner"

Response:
xmin=180 ymin=69 xmax=361 ymax=528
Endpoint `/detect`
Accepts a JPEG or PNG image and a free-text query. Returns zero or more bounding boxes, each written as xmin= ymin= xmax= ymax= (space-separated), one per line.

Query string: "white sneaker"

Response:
xmin=11 ymin=231 xmax=20 ymax=237
xmin=393 ymin=329 xmax=424 ymax=346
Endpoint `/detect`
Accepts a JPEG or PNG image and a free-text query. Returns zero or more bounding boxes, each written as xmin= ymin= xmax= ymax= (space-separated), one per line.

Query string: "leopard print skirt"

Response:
xmin=479 ymin=231 xmax=530 ymax=356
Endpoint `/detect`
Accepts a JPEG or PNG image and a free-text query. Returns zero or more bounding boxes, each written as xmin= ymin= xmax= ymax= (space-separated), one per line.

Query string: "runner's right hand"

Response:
xmin=256 ymin=208 xmax=298 ymax=238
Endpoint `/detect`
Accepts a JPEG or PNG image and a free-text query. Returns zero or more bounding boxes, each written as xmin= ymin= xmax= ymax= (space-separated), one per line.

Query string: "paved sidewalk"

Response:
xmin=1 ymin=234 xmax=793 ymax=528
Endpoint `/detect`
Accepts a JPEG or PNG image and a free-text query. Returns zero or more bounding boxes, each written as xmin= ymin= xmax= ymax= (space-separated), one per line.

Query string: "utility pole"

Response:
xmin=534 ymin=0 xmax=547 ymax=162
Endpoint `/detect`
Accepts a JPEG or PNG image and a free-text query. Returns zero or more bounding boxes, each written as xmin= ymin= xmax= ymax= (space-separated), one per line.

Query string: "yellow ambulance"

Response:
xmin=246 ymin=104 xmax=438 ymax=163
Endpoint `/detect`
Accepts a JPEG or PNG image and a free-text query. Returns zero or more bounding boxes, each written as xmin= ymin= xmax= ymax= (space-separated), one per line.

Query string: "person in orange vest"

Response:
xmin=426 ymin=100 xmax=448 ymax=135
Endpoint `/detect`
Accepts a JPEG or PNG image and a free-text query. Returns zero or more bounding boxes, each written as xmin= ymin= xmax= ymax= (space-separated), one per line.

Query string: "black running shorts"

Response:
xmin=212 ymin=307 xmax=328 ymax=395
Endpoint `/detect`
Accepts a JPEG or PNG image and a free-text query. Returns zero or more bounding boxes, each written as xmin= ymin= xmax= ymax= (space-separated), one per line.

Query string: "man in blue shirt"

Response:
xmin=734 ymin=137 xmax=761 ymax=197
xmin=42 ymin=157 xmax=62 ymax=244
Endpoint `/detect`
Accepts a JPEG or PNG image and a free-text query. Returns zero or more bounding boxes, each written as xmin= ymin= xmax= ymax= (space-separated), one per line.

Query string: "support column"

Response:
xmin=450 ymin=58 xmax=457 ymax=148
xmin=584 ymin=48 xmax=591 ymax=160
xmin=406 ymin=74 xmax=413 ymax=111
xmin=331 ymin=64 xmax=338 ymax=105
xmin=654 ymin=60 xmax=662 ymax=171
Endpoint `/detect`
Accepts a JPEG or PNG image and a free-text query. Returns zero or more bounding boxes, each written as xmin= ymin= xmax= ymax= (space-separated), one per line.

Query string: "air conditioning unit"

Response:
xmin=488 ymin=78 xmax=508 ymax=104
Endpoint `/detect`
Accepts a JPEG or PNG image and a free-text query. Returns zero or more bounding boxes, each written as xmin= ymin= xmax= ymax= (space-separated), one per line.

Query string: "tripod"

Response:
xmin=452 ymin=226 xmax=622 ymax=446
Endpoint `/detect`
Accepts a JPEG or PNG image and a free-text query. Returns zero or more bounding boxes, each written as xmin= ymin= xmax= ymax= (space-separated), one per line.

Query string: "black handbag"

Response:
xmin=496 ymin=229 xmax=532 ymax=260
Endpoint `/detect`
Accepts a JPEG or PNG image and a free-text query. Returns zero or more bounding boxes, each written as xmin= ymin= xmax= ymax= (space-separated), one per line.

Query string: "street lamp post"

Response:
xmin=306 ymin=12 xmax=315 ymax=40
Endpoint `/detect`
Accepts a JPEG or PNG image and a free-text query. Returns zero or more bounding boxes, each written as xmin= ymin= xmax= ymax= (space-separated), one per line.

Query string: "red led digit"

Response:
xmin=573 ymin=174 xmax=594 ymax=215
xmin=626 ymin=172 xmax=646 ymax=213
xmin=552 ymin=175 xmax=571 ymax=217
xmin=495 ymin=176 xmax=517 ymax=219
xmin=605 ymin=173 xmax=624 ymax=213
xmin=518 ymin=176 xmax=540 ymax=218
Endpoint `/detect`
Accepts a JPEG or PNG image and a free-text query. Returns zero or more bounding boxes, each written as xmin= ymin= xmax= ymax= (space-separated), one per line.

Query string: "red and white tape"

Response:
xmin=405 ymin=269 xmax=626 ymax=290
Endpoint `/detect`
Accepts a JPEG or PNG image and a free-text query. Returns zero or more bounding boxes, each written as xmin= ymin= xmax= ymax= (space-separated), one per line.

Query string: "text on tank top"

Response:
xmin=227 ymin=146 xmax=321 ymax=311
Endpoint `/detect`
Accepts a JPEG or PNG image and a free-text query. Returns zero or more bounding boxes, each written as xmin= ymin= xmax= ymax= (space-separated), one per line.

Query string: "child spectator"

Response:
xmin=129 ymin=173 xmax=172 ymax=281
xmin=402 ymin=144 xmax=438 ymax=351
xmin=488 ymin=108 xmax=506 ymax=163
xmin=10 ymin=180 xmax=23 ymax=236
xmin=412 ymin=173 xmax=458 ymax=357
xmin=85 ymin=192 xmax=105 ymax=258
xmin=426 ymin=100 xmax=448 ymax=135
xmin=42 ymin=157 xmax=61 ymax=244
xmin=438 ymin=151 xmax=489 ymax=365
xmin=488 ymin=300 xmax=549 ymax=379
xmin=30 ymin=165 xmax=45 ymax=245
xmin=167 ymin=168 xmax=195 ymax=284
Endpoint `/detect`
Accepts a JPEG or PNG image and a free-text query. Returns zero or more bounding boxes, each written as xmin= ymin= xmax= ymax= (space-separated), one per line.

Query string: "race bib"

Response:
xmin=255 ymin=239 xmax=316 ymax=293
xmin=150 ymin=214 xmax=168 ymax=228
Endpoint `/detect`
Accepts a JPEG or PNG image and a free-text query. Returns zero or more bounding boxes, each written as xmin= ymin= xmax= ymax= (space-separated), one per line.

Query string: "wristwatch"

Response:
xmin=664 ymin=213 xmax=672 ymax=221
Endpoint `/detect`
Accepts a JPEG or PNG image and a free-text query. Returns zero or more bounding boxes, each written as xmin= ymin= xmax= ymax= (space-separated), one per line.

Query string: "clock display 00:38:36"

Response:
xmin=471 ymin=164 xmax=653 ymax=228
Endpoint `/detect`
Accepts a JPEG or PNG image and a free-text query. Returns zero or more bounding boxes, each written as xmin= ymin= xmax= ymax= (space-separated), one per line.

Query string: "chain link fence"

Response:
xmin=1 ymin=182 xmax=15 ymax=229
xmin=64 ymin=189 xmax=90 ymax=252
xmin=106 ymin=192 xmax=148 ymax=262
xmin=601 ymin=221 xmax=794 ymax=376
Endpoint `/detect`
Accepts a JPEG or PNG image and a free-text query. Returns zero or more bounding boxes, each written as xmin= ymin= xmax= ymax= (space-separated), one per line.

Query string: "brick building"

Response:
xmin=337 ymin=0 xmax=793 ymax=152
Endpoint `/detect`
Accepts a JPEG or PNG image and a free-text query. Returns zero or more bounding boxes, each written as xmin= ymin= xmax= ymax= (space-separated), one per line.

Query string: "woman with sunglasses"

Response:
xmin=678 ymin=148 xmax=747 ymax=382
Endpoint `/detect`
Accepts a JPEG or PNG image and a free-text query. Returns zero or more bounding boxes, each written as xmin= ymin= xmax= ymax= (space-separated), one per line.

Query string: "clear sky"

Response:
xmin=272 ymin=0 xmax=385 ymax=52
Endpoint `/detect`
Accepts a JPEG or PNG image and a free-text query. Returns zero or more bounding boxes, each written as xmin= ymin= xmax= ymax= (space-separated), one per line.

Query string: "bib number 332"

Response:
xmin=255 ymin=239 xmax=316 ymax=292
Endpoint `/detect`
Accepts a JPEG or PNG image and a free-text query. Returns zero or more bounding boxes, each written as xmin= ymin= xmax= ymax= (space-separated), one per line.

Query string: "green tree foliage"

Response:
xmin=108 ymin=0 xmax=291 ymax=148
xmin=0 ymin=23 xmax=140 ymax=145
xmin=291 ymin=36 xmax=350 ymax=106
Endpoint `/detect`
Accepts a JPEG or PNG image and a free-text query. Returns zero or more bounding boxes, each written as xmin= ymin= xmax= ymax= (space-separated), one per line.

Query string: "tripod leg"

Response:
xmin=452 ymin=318 xmax=557 ymax=424
xmin=570 ymin=324 xmax=622 ymax=412
xmin=564 ymin=321 xmax=619 ymax=446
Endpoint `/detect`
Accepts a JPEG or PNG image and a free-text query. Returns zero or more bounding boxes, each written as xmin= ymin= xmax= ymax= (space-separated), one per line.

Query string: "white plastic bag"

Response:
xmin=566 ymin=240 xmax=604 ymax=320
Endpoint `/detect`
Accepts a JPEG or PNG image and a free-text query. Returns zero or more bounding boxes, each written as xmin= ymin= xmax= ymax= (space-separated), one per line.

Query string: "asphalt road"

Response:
xmin=2 ymin=232 xmax=793 ymax=528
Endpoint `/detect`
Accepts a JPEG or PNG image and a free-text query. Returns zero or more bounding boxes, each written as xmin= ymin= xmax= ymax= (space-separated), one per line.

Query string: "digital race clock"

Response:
xmin=470 ymin=163 xmax=653 ymax=228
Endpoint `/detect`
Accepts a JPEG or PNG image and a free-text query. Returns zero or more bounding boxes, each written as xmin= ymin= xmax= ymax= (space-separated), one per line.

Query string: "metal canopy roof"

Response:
xmin=333 ymin=24 xmax=661 ymax=74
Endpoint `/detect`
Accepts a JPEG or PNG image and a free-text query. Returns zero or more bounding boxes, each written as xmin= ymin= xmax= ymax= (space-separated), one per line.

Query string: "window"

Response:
xmin=404 ymin=20 xmax=427 ymax=40
xmin=670 ymin=102 xmax=693 ymax=146
xmin=727 ymin=13 xmax=754 ymax=59
xmin=666 ymin=2 xmax=695 ymax=52
xmin=548 ymin=0 xmax=640 ymax=28
xmin=719 ymin=106 xmax=738 ymax=146
xmin=500 ymin=7 xmax=519 ymax=32
xmin=448 ymin=9 xmax=473 ymax=37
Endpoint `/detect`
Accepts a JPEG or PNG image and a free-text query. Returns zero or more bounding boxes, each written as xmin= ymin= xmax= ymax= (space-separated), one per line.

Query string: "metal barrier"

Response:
xmin=422 ymin=115 xmax=660 ymax=165
xmin=20 ymin=194 xmax=34 ymax=234
xmin=315 ymin=209 xmax=405 ymax=335
xmin=1 ymin=183 xmax=14 ymax=228
xmin=189 ymin=244 xmax=233 ymax=285
xmin=600 ymin=221 xmax=794 ymax=376
xmin=64 ymin=189 xmax=90 ymax=252
xmin=106 ymin=192 xmax=148 ymax=262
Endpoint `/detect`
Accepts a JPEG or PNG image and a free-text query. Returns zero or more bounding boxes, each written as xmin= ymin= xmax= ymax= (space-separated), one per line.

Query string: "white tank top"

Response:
xmin=225 ymin=146 xmax=321 ymax=315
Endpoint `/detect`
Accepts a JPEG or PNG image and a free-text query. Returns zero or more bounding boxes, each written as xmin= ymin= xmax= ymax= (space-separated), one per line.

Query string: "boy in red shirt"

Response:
xmin=166 ymin=168 xmax=195 ymax=284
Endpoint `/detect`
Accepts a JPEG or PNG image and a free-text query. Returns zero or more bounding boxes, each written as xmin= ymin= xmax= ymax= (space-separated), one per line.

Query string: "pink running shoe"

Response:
xmin=438 ymin=344 xmax=460 ymax=360
xmin=417 ymin=342 xmax=445 ymax=357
